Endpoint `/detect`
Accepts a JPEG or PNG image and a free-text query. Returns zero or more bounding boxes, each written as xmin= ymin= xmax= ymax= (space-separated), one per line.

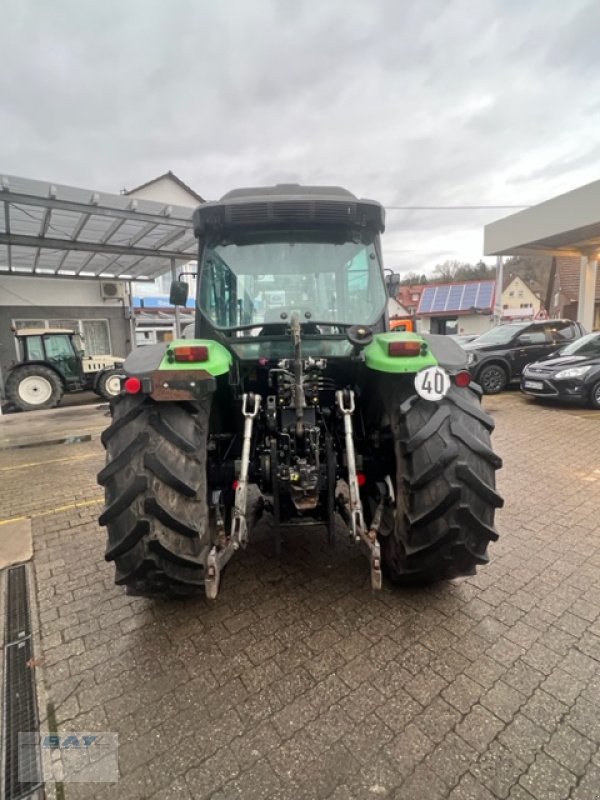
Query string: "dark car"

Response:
xmin=521 ymin=332 xmax=600 ymax=408
xmin=463 ymin=319 xmax=586 ymax=394
xmin=449 ymin=333 xmax=480 ymax=346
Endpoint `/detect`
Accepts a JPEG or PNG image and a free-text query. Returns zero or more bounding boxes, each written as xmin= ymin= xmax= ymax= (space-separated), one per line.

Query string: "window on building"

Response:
xmin=509 ymin=291 xmax=514 ymax=297
xmin=14 ymin=320 xmax=46 ymax=330
xmin=48 ymin=319 xmax=79 ymax=331
xmin=81 ymin=320 xmax=111 ymax=356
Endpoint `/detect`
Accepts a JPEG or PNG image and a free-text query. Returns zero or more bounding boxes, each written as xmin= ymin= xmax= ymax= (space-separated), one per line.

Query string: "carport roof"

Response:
xmin=484 ymin=178 xmax=600 ymax=258
xmin=0 ymin=174 xmax=199 ymax=282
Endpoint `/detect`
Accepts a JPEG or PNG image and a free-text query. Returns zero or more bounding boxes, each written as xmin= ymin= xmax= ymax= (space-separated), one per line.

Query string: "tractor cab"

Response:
xmin=15 ymin=329 xmax=85 ymax=389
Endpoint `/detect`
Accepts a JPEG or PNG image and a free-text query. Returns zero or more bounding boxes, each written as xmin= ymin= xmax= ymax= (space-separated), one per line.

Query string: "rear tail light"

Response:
xmin=454 ymin=371 xmax=471 ymax=387
xmin=356 ymin=472 xmax=367 ymax=487
xmin=123 ymin=377 xmax=142 ymax=394
xmin=172 ymin=345 xmax=209 ymax=363
xmin=388 ymin=340 xmax=422 ymax=357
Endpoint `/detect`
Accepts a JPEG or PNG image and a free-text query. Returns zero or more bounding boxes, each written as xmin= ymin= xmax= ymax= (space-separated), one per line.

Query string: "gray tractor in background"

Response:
xmin=4 ymin=328 xmax=124 ymax=411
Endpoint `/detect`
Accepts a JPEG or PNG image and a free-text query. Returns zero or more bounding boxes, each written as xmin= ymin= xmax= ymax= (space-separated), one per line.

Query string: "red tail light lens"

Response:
xmin=388 ymin=340 xmax=422 ymax=357
xmin=454 ymin=371 xmax=471 ymax=387
xmin=123 ymin=377 xmax=142 ymax=394
xmin=172 ymin=345 xmax=209 ymax=363
xmin=356 ymin=472 xmax=367 ymax=487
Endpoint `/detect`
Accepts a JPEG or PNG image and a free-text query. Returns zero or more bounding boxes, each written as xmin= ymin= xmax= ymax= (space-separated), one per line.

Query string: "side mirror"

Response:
xmin=516 ymin=334 xmax=533 ymax=346
xmin=169 ymin=280 xmax=189 ymax=307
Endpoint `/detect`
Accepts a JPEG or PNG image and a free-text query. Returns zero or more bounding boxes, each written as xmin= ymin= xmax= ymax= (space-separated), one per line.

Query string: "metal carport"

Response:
xmin=0 ymin=174 xmax=197 ymax=280
xmin=0 ymin=174 xmax=200 ymax=415
xmin=484 ymin=179 xmax=600 ymax=331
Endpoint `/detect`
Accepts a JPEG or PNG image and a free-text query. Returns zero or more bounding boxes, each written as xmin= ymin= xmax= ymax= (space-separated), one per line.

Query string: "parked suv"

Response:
xmin=463 ymin=319 xmax=586 ymax=394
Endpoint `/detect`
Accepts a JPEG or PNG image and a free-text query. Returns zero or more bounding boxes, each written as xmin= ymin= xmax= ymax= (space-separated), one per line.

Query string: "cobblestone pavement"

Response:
xmin=1 ymin=391 xmax=599 ymax=799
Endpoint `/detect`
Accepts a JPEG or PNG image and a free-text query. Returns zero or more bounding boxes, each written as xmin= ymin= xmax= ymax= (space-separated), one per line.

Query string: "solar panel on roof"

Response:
xmin=418 ymin=287 xmax=435 ymax=313
xmin=448 ymin=285 xmax=464 ymax=308
xmin=477 ymin=283 xmax=494 ymax=307
xmin=431 ymin=286 xmax=450 ymax=311
xmin=417 ymin=281 xmax=496 ymax=314
xmin=462 ymin=285 xmax=478 ymax=305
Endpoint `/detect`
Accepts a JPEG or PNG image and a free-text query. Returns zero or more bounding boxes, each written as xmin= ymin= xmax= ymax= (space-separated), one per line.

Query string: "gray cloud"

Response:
xmin=2 ymin=0 xmax=599 ymax=273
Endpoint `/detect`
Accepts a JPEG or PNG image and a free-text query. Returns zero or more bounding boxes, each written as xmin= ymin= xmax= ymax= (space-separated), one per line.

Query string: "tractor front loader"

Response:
xmin=98 ymin=185 xmax=502 ymax=599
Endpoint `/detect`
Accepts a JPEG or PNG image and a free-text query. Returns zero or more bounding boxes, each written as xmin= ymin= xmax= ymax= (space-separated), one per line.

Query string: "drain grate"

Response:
xmin=6 ymin=567 xmax=30 ymax=644
xmin=3 ymin=565 xmax=43 ymax=800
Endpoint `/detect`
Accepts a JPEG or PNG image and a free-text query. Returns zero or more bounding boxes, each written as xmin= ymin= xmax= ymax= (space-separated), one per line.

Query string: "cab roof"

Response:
xmin=15 ymin=328 xmax=75 ymax=336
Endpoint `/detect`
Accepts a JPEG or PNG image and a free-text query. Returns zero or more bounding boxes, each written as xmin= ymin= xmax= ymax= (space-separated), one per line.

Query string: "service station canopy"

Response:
xmin=484 ymin=178 xmax=600 ymax=258
xmin=0 ymin=174 xmax=198 ymax=282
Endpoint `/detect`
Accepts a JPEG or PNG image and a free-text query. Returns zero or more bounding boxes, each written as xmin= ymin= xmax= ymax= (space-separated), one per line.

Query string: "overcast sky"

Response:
xmin=2 ymin=0 xmax=600 ymax=273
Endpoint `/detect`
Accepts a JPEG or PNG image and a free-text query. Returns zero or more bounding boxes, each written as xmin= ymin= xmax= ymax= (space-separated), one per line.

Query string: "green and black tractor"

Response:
xmin=98 ymin=185 xmax=503 ymax=598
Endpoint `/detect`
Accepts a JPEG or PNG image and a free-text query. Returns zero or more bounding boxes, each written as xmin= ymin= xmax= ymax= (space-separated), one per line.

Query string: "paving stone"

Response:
xmin=543 ymin=722 xmax=595 ymax=777
xmin=498 ymin=713 xmax=550 ymax=765
xmin=455 ymin=704 xmax=505 ymax=752
xmin=413 ymin=696 xmax=462 ymax=744
xmin=372 ymin=688 xmax=422 ymax=733
xmin=518 ymin=752 xmax=576 ymax=800
xmin=424 ymin=731 xmax=478 ymax=789
xmin=442 ymin=674 xmax=484 ymax=714
xmin=470 ymin=741 xmax=528 ymax=799
xmin=565 ymin=697 xmax=600 ymax=743
xmin=541 ymin=668 xmax=586 ymax=706
xmin=465 ymin=655 xmax=507 ymax=689
xmin=447 ymin=772 xmax=498 ymax=799
xmin=502 ymin=660 xmax=545 ymax=697
xmin=521 ymin=689 xmax=569 ymax=733
xmin=570 ymin=760 xmax=600 ymax=799
xmin=481 ymin=680 xmax=526 ymax=722
xmin=393 ymin=761 xmax=448 ymax=799
xmin=382 ymin=722 xmax=435 ymax=778
xmin=404 ymin=666 xmax=447 ymax=705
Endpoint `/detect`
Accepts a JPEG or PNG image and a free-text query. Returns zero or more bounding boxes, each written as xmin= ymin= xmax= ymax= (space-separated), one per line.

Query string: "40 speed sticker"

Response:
xmin=415 ymin=366 xmax=451 ymax=401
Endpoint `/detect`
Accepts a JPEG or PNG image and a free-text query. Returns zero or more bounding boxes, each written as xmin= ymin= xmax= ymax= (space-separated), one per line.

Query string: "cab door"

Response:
xmin=510 ymin=327 xmax=551 ymax=375
xmin=42 ymin=334 xmax=84 ymax=386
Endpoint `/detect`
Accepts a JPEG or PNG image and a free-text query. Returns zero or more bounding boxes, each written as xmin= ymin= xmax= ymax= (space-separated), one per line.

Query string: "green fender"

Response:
xmin=158 ymin=339 xmax=232 ymax=376
xmin=122 ymin=339 xmax=232 ymax=378
xmin=364 ymin=333 xmax=438 ymax=374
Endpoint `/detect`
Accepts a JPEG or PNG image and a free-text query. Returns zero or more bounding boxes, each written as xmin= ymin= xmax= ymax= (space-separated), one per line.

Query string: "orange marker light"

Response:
xmin=388 ymin=340 xmax=422 ymax=357
xmin=172 ymin=345 xmax=209 ymax=363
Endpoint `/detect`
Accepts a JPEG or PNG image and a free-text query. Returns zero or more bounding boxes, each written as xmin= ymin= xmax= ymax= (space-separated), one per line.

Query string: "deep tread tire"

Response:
xmin=98 ymin=395 xmax=211 ymax=597
xmin=381 ymin=384 xmax=503 ymax=583
xmin=5 ymin=365 xmax=64 ymax=411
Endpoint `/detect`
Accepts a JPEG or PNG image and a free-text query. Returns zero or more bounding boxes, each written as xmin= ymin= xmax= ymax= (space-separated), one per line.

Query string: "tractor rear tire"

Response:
xmin=5 ymin=365 xmax=64 ymax=412
xmin=380 ymin=383 xmax=503 ymax=583
xmin=98 ymin=394 xmax=211 ymax=597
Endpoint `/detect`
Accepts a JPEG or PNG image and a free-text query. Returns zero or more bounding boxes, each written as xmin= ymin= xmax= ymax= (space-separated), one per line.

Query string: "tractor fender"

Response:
xmin=119 ymin=339 xmax=232 ymax=402
xmin=364 ymin=332 xmax=468 ymax=374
